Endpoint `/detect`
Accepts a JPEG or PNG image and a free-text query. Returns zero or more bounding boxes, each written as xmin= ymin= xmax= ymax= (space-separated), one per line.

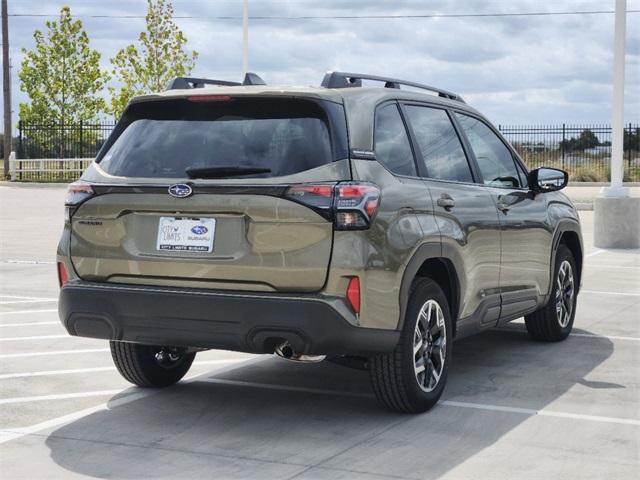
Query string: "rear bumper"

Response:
xmin=58 ymin=282 xmax=399 ymax=355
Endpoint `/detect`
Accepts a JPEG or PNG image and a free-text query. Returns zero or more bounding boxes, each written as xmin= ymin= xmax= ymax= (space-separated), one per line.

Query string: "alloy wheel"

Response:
xmin=413 ymin=299 xmax=447 ymax=392
xmin=555 ymin=260 xmax=574 ymax=328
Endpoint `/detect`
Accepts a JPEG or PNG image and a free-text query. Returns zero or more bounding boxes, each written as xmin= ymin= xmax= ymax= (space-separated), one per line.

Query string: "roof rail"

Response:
xmin=166 ymin=72 xmax=266 ymax=90
xmin=320 ymin=71 xmax=464 ymax=103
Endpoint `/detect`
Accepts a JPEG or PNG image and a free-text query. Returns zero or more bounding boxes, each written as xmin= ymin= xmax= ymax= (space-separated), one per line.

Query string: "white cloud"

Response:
xmin=3 ymin=0 xmax=639 ymax=128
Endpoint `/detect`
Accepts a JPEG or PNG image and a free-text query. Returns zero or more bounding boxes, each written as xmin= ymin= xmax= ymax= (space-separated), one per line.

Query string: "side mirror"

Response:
xmin=528 ymin=167 xmax=568 ymax=193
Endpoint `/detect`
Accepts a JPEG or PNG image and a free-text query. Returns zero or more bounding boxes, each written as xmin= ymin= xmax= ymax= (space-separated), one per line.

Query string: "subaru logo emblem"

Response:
xmin=168 ymin=184 xmax=192 ymax=198
xmin=191 ymin=225 xmax=208 ymax=235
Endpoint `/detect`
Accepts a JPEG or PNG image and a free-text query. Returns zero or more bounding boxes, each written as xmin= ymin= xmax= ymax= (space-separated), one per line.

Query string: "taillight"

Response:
xmin=346 ymin=276 xmax=361 ymax=314
xmin=284 ymin=182 xmax=380 ymax=230
xmin=57 ymin=262 xmax=69 ymax=287
xmin=65 ymin=181 xmax=94 ymax=206
xmin=286 ymin=184 xmax=334 ymax=210
xmin=65 ymin=182 xmax=94 ymax=221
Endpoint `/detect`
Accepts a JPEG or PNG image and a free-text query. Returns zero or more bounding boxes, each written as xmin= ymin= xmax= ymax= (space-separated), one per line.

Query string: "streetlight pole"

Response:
xmin=242 ymin=0 xmax=248 ymax=75
xmin=594 ymin=0 xmax=639 ymax=248
xmin=606 ymin=0 xmax=628 ymax=196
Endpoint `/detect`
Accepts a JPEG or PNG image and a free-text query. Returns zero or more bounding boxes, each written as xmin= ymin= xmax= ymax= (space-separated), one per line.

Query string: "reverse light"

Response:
xmin=57 ymin=262 xmax=69 ymax=287
xmin=334 ymin=183 xmax=380 ymax=230
xmin=346 ymin=277 xmax=361 ymax=314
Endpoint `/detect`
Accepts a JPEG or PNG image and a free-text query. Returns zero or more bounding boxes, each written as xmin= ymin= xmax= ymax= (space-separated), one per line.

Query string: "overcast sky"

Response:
xmin=3 ymin=0 xmax=639 ymax=128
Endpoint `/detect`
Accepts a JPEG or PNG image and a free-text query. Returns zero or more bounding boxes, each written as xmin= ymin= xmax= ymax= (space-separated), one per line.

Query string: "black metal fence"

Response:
xmin=17 ymin=120 xmax=115 ymax=160
xmin=14 ymin=121 xmax=640 ymax=182
xmin=498 ymin=123 xmax=639 ymax=182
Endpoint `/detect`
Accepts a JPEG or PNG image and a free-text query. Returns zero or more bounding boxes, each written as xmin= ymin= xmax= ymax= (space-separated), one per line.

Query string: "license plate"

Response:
xmin=156 ymin=217 xmax=216 ymax=253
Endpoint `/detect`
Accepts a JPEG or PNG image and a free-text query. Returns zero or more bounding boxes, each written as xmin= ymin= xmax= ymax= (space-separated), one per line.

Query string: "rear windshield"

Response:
xmin=98 ymin=97 xmax=342 ymax=179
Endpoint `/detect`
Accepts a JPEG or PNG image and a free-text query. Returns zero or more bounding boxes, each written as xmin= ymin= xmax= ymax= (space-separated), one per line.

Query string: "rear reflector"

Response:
xmin=57 ymin=262 xmax=69 ymax=287
xmin=346 ymin=277 xmax=361 ymax=314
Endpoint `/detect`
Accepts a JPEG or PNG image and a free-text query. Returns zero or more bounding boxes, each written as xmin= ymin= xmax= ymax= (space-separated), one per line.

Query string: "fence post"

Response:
xmin=561 ymin=123 xmax=566 ymax=169
xmin=8 ymin=150 xmax=15 ymax=180
xmin=79 ymin=120 xmax=83 ymax=158
xmin=627 ymin=123 xmax=632 ymax=175
xmin=17 ymin=120 xmax=22 ymax=158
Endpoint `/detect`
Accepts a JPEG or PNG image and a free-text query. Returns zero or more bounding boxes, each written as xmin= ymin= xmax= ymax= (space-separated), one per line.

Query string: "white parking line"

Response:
xmin=0 ymin=321 xmax=60 ymax=328
xmin=0 ymin=309 xmax=58 ymax=316
xmin=0 ymin=295 xmax=55 ymax=300
xmin=585 ymin=249 xmax=605 ymax=258
xmin=0 ymin=299 xmax=57 ymax=305
xmin=0 ymin=334 xmax=69 ymax=342
xmin=581 ymin=290 xmax=640 ymax=297
xmin=0 ymin=348 xmax=110 ymax=359
xmin=571 ymin=332 xmax=640 ymax=342
xmin=0 ymin=356 xmax=262 ymax=444
xmin=198 ymin=378 xmax=640 ymax=427
xmin=0 ymin=390 xmax=123 ymax=405
xmin=496 ymin=328 xmax=640 ymax=343
xmin=439 ymin=400 xmax=640 ymax=427
xmin=0 ymin=392 xmax=150 ymax=445
xmin=0 ymin=358 xmax=247 ymax=380
xmin=3 ymin=260 xmax=55 ymax=265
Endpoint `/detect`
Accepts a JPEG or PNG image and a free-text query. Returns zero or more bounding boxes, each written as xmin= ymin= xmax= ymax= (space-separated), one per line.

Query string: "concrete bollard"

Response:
xmin=594 ymin=195 xmax=640 ymax=248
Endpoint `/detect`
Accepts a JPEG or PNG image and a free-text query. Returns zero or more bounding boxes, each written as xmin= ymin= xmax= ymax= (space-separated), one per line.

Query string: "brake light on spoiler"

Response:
xmin=285 ymin=182 xmax=380 ymax=230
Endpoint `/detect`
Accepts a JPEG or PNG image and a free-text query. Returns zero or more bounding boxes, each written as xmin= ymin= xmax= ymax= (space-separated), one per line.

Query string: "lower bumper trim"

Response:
xmin=58 ymin=282 xmax=399 ymax=356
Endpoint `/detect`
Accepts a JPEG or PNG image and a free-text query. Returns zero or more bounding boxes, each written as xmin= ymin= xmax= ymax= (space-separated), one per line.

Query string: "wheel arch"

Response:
xmin=551 ymin=221 xmax=584 ymax=295
xmin=398 ymin=243 xmax=464 ymax=337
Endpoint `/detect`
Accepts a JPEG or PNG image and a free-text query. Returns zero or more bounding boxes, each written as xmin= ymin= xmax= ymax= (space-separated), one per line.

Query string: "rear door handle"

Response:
xmin=437 ymin=195 xmax=455 ymax=210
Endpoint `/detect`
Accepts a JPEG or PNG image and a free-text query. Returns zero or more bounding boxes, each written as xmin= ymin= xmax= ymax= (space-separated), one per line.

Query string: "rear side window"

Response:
xmin=404 ymin=105 xmax=473 ymax=183
xmin=455 ymin=113 xmax=522 ymax=188
xmin=98 ymin=98 xmax=339 ymax=179
xmin=374 ymin=103 xmax=417 ymax=177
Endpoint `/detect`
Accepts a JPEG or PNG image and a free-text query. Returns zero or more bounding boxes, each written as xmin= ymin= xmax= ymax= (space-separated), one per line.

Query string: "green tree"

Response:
xmin=109 ymin=0 xmax=198 ymax=118
xmin=560 ymin=129 xmax=601 ymax=152
xmin=18 ymin=6 xmax=109 ymax=126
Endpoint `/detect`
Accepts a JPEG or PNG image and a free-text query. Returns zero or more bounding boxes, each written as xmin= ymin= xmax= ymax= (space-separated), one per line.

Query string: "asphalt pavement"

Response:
xmin=0 ymin=184 xmax=638 ymax=479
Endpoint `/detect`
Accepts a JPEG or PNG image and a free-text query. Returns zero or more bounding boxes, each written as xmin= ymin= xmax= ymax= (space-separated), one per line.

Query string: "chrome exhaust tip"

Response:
xmin=274 ymin=341 xmax=325 ymax=363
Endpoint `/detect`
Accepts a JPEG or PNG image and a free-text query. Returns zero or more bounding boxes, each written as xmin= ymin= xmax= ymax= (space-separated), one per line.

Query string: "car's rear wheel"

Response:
xmin=110 ymin=341 xmax=196 ymax=387
xmin=369 ymin=278 xmax=452 ymax=413
xmin=525 ymin=244 xmax=577 ymax=342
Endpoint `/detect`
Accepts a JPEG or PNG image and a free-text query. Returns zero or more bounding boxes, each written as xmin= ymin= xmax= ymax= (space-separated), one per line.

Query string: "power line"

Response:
xmin=7 ymin=10 xmax=640 ymax=20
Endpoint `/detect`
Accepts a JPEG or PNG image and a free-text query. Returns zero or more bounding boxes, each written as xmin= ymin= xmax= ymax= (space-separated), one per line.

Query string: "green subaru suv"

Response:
xmin=57 ymin=72 xmax=583 ymax=413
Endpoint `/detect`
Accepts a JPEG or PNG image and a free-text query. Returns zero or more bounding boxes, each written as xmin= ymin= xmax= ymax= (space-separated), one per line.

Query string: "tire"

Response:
xmin=369 ymin=277 xmax=453 ymax=413
xmin=525 ymin=244 xmax=577 ymax=342
xmin=110 ymin=341 xmax=196 ymax=387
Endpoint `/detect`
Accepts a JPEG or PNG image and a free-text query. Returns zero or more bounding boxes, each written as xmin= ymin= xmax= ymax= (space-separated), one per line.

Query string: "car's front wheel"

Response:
xmin=110 ymin=341 xmax=196 ymax=387
xmin=369 ymin=277 xmax=452 ymax=413
xmin=525 ymin=244 xmax=577 ymax=342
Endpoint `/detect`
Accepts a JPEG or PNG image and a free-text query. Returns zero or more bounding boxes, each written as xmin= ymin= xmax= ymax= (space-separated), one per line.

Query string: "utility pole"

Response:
xmin=2 ymin=0 xmax=10 ymax=179
xmin=242 ymin=0 xmax=248 ymax=74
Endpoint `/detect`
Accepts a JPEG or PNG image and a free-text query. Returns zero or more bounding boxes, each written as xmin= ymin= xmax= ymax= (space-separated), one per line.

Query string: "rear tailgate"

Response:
xmin=68 ymin=94 xmax=349 ymax=292
xmin=70 ymin=187 xmax=334 ymax=292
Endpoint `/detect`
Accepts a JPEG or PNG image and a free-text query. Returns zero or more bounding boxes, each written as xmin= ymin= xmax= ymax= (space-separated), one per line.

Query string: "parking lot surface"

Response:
xmin=0 ymin=184 xmax=638 ymax=479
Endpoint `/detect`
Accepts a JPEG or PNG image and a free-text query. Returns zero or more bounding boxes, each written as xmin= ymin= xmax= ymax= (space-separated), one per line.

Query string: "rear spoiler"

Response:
xmin=166 ymin=73 xmax=266 ymax=90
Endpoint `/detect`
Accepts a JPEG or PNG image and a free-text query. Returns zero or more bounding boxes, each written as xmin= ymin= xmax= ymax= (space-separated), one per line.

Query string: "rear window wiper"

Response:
xmin=185 ymin=166 xmax=272 ymax=179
